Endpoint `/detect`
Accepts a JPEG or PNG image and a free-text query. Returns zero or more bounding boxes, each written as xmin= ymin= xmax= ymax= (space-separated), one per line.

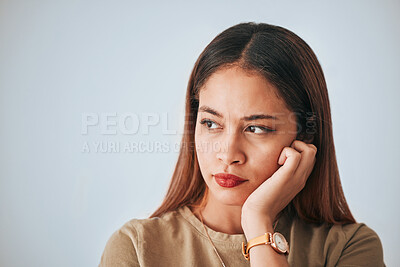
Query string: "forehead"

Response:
xmin=199 ymin=67 xmax=291 ymax=117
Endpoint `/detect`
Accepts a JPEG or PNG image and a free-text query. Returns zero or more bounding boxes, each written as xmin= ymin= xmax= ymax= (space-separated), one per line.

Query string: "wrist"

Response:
xmin=242 ymin=216 xmax=275 ymax=240
xmin=241 ymin=207 xmax=272 ymax=222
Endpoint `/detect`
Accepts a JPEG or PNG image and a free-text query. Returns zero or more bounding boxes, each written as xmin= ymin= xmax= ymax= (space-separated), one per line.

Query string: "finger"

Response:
xmin=267 ymin=147 xmax=303 ymax=199
xmin=291 ymin=139 xmax=317 ymax=154
xmin=277 ymin=146 xmax=301 ymax=177
xmin=290 ymin=140 xmax=317 ymax=158
xmin=290 ymin=140 xmax=317 ymax=181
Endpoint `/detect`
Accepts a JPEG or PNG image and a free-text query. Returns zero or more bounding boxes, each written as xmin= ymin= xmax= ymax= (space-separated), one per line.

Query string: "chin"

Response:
xmin=209 ymin=185 xmax=249 ymax=207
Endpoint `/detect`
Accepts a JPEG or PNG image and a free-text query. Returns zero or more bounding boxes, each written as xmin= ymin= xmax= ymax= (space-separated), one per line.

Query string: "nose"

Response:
xmin=216 ymin=131 xmax=246 ymax=166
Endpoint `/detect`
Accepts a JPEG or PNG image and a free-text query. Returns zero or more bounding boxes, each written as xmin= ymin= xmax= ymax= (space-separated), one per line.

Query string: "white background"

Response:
xmin=0 ymin=0 xmax=399 ymax=266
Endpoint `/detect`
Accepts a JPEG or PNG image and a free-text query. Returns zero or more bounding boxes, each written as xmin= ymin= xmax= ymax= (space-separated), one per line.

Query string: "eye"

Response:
xmin=245 ymin=125 xmax=276 ymax=134
xmin=199 ymin=119 xmax=220 ymax=130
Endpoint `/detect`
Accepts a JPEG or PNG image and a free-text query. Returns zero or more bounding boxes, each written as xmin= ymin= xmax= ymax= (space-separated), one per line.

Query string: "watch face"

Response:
xmin=273 ymin=233 xmax=288 ymax=252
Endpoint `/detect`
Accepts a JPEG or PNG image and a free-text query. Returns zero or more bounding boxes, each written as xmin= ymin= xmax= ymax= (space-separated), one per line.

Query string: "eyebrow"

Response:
xmin=198 ymin=105 xmax=279 ymax=121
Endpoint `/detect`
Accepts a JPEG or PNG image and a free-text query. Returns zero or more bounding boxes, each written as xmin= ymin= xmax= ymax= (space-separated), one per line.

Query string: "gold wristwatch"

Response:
xmin=241 ymin=232 xmax=289 ymax=260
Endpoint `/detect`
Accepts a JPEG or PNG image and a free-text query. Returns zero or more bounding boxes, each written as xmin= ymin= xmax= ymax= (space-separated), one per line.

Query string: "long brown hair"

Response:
xmin=149 ymin=22 xmax=355 ymax=225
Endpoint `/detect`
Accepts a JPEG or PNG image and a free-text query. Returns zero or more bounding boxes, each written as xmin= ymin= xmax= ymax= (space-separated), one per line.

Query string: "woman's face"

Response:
xmin=194 ymin=66 xmax=298 ymax=207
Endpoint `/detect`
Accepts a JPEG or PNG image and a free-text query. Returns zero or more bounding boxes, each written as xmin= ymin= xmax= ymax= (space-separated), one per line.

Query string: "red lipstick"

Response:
xmin=214 ymin=173 xmax=247 ymax=188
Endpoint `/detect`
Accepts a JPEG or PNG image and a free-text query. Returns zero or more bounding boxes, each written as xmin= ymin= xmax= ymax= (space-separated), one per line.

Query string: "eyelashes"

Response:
xmin=199 ymin=119 xmax=219 ymax=129
xmin=199 ymin=119 xmax=276 ymax=134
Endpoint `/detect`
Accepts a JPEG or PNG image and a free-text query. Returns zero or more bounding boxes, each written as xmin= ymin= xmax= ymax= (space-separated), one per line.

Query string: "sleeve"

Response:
xmin=99 ymin=224 xmax=141 ymax=267
xmin=335 ymin=223 xmax=385 ymax=267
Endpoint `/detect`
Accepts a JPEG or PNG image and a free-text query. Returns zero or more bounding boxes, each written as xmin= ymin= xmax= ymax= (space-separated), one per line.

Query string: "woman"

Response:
xmin=99 ymin=22 xmax=385 ymax=266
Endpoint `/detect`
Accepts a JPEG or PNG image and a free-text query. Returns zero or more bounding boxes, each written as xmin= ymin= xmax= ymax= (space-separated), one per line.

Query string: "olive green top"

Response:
xmin=99 ymin=205 xmax=385 ymax=266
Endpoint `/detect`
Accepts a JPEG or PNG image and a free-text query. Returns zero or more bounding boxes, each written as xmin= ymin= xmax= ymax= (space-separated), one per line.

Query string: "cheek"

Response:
xmin=195 ymin=127 xmax=219 ymax=156
xmin=249 ymin=143 xmax=283 ymax=179
xmin=195 ymin=130 xmax=215 ymax=174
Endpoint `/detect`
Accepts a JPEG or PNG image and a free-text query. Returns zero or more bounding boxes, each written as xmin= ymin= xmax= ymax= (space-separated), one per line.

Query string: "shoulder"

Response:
xmin=99 ymin=209 xmax=183 ymax=267
xmin=308 ymin=220 xmax=385 ymax=266
xmin=99 ymin=219 xmax=141 ymax=267
xmin=289 ymin=217 xmax=385 ymax=266
xmin=333 ymin=222 xmax=385 ymax=267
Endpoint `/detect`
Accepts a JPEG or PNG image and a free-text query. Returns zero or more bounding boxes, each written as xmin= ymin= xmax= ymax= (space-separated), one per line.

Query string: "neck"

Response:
xmin=190 ymin=192 xmax=245 ymax=235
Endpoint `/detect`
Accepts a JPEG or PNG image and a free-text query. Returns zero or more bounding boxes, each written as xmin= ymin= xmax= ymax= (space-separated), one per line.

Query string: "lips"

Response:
xmin=214 ymin=173 xmax=248 ymax=188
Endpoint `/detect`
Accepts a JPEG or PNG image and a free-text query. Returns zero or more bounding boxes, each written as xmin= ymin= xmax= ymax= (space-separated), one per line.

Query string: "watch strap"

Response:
xmin=241 ymin=232 xmax=272 ymax=261
xmin=241 ymin=232 xmax=289 ymax=261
